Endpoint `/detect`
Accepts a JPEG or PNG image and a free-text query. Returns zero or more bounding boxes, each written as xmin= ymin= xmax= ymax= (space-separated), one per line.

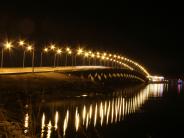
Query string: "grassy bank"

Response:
xmin=0 ymin=72 xmax=99 ymax=92
xmin=0 ymin=72 xmax=144 ymax=96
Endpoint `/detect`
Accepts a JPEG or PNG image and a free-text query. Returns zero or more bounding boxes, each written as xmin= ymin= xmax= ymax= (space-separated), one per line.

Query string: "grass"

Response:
xmin=0 ymin=72 xmax=97 ymax=92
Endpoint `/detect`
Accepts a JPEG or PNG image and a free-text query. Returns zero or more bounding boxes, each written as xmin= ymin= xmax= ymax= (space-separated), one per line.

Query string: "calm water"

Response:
xmin=0 ymin=82 xmax=183 ymax=138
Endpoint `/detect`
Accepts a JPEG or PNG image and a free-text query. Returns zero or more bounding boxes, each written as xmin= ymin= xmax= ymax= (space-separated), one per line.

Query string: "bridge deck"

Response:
xmin=0 ymin=66 xmax=110 ymax=75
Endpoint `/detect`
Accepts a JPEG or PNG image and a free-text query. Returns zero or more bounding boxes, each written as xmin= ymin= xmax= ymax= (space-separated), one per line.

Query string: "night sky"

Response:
xmin=0 ymin=1 xmax=183 ymax=78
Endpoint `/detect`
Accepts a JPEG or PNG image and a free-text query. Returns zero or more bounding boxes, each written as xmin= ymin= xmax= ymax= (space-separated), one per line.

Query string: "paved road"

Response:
xmin=0 ymin=66 xmax=110 ymax=74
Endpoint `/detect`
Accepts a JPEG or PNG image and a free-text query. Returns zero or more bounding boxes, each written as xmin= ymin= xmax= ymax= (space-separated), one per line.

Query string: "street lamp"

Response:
xmin=68 ymin=50 xmax=73 ymax=66
xmin=96 ymin=52 xmax=100 ymax=66
xmin=106 ymin=57 xmax=109 ymax=67
xmin=110 ymin=58 xmax=113 ymax=67
xmin=18 ymin=40 xmax=25 ymax=46
xmin=76 ymin=48 xmax=83 ymax=66
xmin=65 ymin=47 xmax=71 ymax=66
xmin=18 ymin=40 xmax=27 ymax=68
xmin=40 ymin=48 xmax=48 ymax=67
xmin=103 ymin=52 xmax=107 ymax=56
xmin=77 ymin=48 xmax=83 ymax=55
xmin=54 ymin=49 xmax=62 ymax=68
xmin=91 ymin=53 xmax=95 ymax=65
xmin=1 ymin=41 xmax=13 ymax=68
xmin=49 ymin=44 xmax=57 ymax=68
xmin=84 ymin=52 xmax=89 ymax=66
xmin=88 ymin=51 xmax=92 ymax=65
xmin=25 ymin=45 xmax=34 ymax=72
xmin=50 ymin=44 xmax=55 ymax=50
xmin=101 ymin=56 xmax=105 ymax=66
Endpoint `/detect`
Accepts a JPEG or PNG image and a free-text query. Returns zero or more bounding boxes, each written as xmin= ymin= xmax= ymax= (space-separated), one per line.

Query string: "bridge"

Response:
xmin=0 ymin=40 xmax=163 ymax=82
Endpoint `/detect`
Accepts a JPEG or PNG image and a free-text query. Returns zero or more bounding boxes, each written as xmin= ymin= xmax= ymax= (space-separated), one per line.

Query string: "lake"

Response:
xmin=0 ymin=82 xmax=183 ymax=138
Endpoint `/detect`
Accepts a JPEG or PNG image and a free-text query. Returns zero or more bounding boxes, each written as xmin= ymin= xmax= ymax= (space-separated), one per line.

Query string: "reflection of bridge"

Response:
xmin=26 ymin=84 xmax=167 ymax=137
xmin=0 ymin=83 xmax=168 ymax=137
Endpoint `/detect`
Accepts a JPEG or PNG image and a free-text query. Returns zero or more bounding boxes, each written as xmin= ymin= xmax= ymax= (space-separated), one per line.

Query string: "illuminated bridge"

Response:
xmin=0 ymin=40 xmax=162 ymax=82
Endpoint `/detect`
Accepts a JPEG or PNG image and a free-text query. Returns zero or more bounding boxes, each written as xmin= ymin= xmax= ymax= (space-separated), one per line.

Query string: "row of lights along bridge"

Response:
xmin=0 ymin=40 xmax=149 ymax=76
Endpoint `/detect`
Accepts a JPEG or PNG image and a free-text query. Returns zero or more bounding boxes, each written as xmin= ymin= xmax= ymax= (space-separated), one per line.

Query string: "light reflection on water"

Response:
xmin=24 ymin=113 xmax=29 ymax=134
xmin=21 ymin=83 xmax=167 ymax=137
xmin=41 ymin=113 xmax=45 ymax=138
xmin=63 ymin=110 xmax=69 ymax=136
xmin=75 ymin=107 xmax=80 ymax=132
xmin=177 ymin=83 xmax=183 ymax=94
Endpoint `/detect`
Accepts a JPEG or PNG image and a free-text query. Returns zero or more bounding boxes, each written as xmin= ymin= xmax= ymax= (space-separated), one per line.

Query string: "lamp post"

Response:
xmin=77 ymin=48 xmax=83 ymax=66
xmin=84 ymin=52 xmax=89 ymax=66
xmin=1 ymin=41 xmax=12 ymax=68
xmin=54 ymin=49 xmax=62 ymax=68
xmin=40 ymin=48 xmax=48 ymax=67
xmin=96 ymin=52 xmax=100 ymax=66
xmin=40 ymin=52 xmax=43 ymax=67
xmin=32 ymin=47 xmax=35 ymax=72
xmin=94 ymin=56 xmax=97 ymax=66
xmin=69 ymin=51 xmax=73 ymax=66
xmin=83 ymin=56 xmax=85 ymax=66
xmin=18 ymin=40 xmax=26 ymax=68
xmin=25 ymin=45 xmax=34 ymax=72
xmin=1 ymin=48 xmax=3 ymax=68
xmin=88 ymin=51 xmax=92 ymax=66
xmin=54 ymin=53 xmax=56 ymax=68
xmin=57 ymin=49 xmax=62 ymax=67
xmin=65 ymin=47 xmax=70 ymax=66
xmin=49 ymin=44 xmax=56 ymax=68
xmin=91 ymin=54 xmax=95 ymax=66
xmin=88 ymin=57 xmax=91 ymax=66
xmin=23 ymin=50 xmax=26 ymax=68
xmin=74 ymin=54 xmax=76 ymax=66
xmin=53 ymin=50 xmax=57 ymax=68
xmin=65 ymin=53 xmax=67 ymax=66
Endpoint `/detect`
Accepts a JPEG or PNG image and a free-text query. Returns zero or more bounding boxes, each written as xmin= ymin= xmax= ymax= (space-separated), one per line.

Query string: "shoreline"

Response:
xmin=0 ymin=72 xmax=144 ymax=93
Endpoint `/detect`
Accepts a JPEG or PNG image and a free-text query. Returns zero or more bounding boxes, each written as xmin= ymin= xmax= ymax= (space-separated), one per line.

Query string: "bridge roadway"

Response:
xmin=0 ymin=66 xmax=148 ymax=82
xmin=0 ymin=66 xmax=110 ymax=74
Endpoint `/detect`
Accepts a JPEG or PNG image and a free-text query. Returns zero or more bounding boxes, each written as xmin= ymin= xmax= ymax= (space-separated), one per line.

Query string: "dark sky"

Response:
xmin=0 ymin=1 xmax=183 ymax=77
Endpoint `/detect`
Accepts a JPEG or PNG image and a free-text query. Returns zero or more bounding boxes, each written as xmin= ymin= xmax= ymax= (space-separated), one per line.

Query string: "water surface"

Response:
xmin=0 ymin=83 xmax=183 ymax=138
